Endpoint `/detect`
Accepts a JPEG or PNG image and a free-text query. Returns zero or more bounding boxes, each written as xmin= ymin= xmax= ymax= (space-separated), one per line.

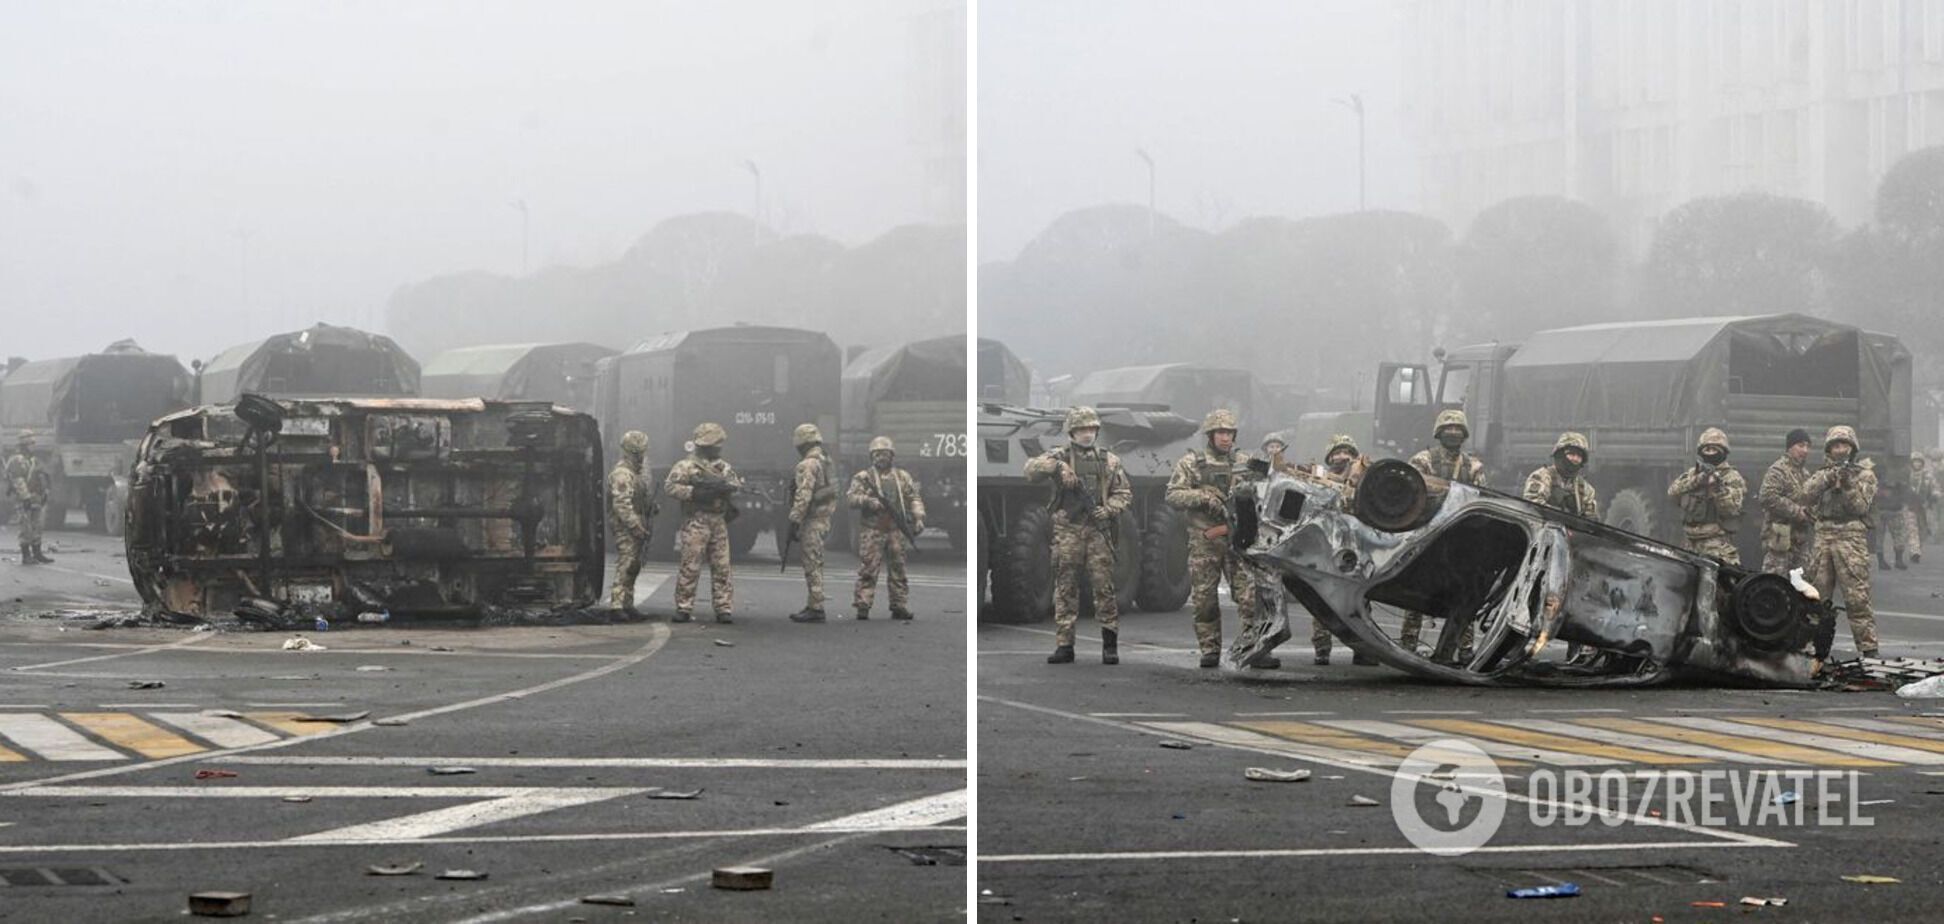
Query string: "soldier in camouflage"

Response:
xmin=663 ymin=422 xmax=743 ymax=623
xmin=1025 ymin=407 xmax=1133 ymax=665
xmin=1925 ymin=449 xmax=1944 ymax=542
xmin=1315 ymin=434 xmax=1377 ymax=665
xmin=4 ymin=432 xmax=53 ymax=565
xmin=1523 ymin=432 xmax=1599 ymax=518
xmin=1165 ymin=410 xmax=1263 ymax=669
xmin=607 ymin=430 xmax=654 ymax=616
xmin=1400 ymin=410 xmax=1489 ymax=659
xmin=1667 ymin=427 xmax=1747 ymax=565
xmin=1911 ymin=454 xmax=1938 ymax=549
xmin=1876 ymin=475 xmax=1915 ymax=570
xmin=1797 ymin=425 xmax=1880 ymax=658
xmin=1759 ymin=429 xmax=1816 ymax=575
xmin=848 ymin=436 xmax=925 ymax=621
xmin=787 ymin=424 xmax=841 ymax=623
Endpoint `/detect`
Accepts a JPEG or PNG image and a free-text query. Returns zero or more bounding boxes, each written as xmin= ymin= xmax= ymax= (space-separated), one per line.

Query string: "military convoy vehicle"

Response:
xmin=0 ymin=341 xmax=193 ymax=532
xmin=594 ymin=325 xmax=841 ymax=557
xmin=1371 ymin=314 xmax=1912 ymax=565
xmin=1069 ymin=363 xmax=1293 ymax=444
xmin=421 ymin=342 xmax=616 ymax=410
xmin=197 ymin=323 xmax=420 ymax=404
xmin=977 ymin=337 xmax=1031 ymax=404
xmin=842 ymin=334 xmax=967 ymax=551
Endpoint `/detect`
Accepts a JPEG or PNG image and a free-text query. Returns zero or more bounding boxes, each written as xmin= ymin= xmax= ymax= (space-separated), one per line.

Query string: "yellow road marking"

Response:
xmin=1882 ymin=716 xmax=1944 ymax=734
xmin=1731 ymin=717 xmax=1944 ymax=755
xmin=243 ymin=712 xmax=334 ymax=737
xmin=60 ymin=713 xmax=203 ymax=759
xmin=0 ymin=741 xmax=24 ymax=762
xmin=1580 ymin=718 xmax=1891 ymax=768
xmin=1407 ymin=719 xmax=1709 ymax=765
xmin=1233 ymin=720 xmax=1525 ymax=766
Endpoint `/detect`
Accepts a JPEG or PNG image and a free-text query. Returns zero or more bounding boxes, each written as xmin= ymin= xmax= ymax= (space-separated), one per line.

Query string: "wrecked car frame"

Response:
xmin=125 ymin=396 xmax=604 ymax=621
xmin=1229 ymin=459 xmax=1824 ymax=687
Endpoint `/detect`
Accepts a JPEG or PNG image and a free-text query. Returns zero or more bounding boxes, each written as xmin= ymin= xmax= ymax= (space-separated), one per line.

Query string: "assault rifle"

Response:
xmin=864 ymin=476 xmax=922 ymax=544
xmin=1055 ymin=458 xmax=1117 ymax=551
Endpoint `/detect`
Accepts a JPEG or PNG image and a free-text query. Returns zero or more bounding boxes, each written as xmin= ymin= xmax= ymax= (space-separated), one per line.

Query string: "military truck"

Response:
xmin=197 ymin=323 xmax=420 ymax=404
xmin=978 ymin=402 xmax=1199 ymax=623
xmin=594 ymin=325 xmax=841 ymax=557
xmin=125 ymin=396 xmax=603 ymax=620
xmin=1371 ymin=314 xmax=1912 ymax=564
xmin=841 ymin=334 xmax=967 ymax=551
xmin=977 ymin=337 xmax=1031 ymax=404
xmin=1069 ymin=363 xmax=1292 ymax=444
xmin=0 ymin=341 xmax=193 ymax=532
xmin=421 ymin=342 xmax=617 ymax=410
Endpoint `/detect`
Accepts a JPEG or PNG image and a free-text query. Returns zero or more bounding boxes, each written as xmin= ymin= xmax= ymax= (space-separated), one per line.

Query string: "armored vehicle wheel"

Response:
xmin=1135 ymin=504 xmax=1191 ymax=612
xmin=990 ymin=506 xmax=1054 ymax=623
xmin=947 ymin=516 xmax=967 ymax=553
xmin=1112 ymin=511 xmax=1140 ymax=614
xmin=1605 ymin=487 xmax=1664 ymax=542
xmin=728 ymin=515 xmax=763 ymax=557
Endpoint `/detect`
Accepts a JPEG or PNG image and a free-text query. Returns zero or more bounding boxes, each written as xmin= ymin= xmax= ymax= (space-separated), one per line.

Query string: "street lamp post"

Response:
xmin=1135 ymin=147 xmax=1156 ymax=238
xmin=1333 ymin=94 xmax=1367 ymax=211
xmin=511 ymin=199 xmax=530 ymax=275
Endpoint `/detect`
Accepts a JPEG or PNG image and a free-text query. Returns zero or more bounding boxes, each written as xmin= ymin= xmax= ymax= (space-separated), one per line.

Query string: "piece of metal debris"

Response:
xmin=711 ymin=866 xmax=773 ymax=891
xmin=436 ymin=869 xmax=489 ymax=881
xmin=1771 ymin=791 xmax=1798 ymax=806
xmin=1158 ymin=740 xmax=1193 ymax=750
xmin=194 ymin=769 xmax=239 ymax=780
xmin=355 ymin=665 xmax=392 ymax=672
xmin=1244 ymin=767 xmax=1311 ymax=783
xmin=367 ymin=862 xmax=423 ymax=876
xmin=429 ymin=646 xmax=454 ymax=652
xmin=1348 ymin=795 xmax=1380 ymax=807
xmin=373 ymin=717 xmax=410 ymax=727
xmin=581 ymin=895 xmax=636 ymax=907
xmin=1506 ymin=883 xmax=1580 ymax=899
xmin=282 ymin=637 xmax=326 ymax=652
xmin=281 ymin=795 xmax=312 ymax=803
xmin=1740 ymin=897 xmax=1788 ymax=907
xmin=294 ymin=711 xmax=371 ymax=724
xmin=127 ymin=680 xmax=165 ymax=690
xmin=712 ymin=639 xmax=735 ymax=647
xmin=1841 ymin=875 xmax=1900 ymax=884
xmin=188 ymin=891 xmax=252 ymax=917
xmin=202 ymin=710 xmax=243 ymax=719
xmin=647 ymin=788 xmax=703 ymax=800
xmin=427 ymin=766 xmax=477 ymax=776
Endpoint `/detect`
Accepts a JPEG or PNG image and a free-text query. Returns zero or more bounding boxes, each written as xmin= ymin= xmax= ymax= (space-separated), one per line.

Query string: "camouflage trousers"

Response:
xmin=13 ymin=502 xmax=43 ymax=548
xmin=798 ymin=515 xmax=830 ymax=608
xmin=1885 ymin=510 xmax=1921 ymax=558
xmin=853 ymin=523 xmax=908 ymax=612
xmin=609 ymin=529 xmax=648 ymax=609
xmin=1761 ymin=525 xmax=1814 ymax=577
xmin=1399 ymin=612 xmax=1472 ymax=656
xmin=1187 ymin=531 xmax=1256 ymax=656
xmin=1313 ymin=615 xmax=1335 ymax=655
xmin=673 ymin=513 xmax=733 ymax=616
xmin=1051 ymin=516 xmax=1117 ymax=646
xmin=1805 ymin=524 xmax=1877 ymax=654
xmin=1684 ymin=530 xmax=1741 ymax=567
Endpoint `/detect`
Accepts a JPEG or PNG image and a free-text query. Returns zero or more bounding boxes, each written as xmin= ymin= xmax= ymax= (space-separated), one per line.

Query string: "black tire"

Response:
xmin=1135 ymin=503 xmax=1192 ymax=612
xmin=990 ymin=506 xmax=1054 ymax=623
xmin=947 ymin=514 xmax=967 ymax=554
xmin=85 ymin=487 xmax=107 ymax=532
xmin=727 ymin=515 xmax=763 ymax=557
xmin=1112 ymin=510 xmax=1140 ymax=614
xmin=1605 ymin=486 xmax=1663 ymax=542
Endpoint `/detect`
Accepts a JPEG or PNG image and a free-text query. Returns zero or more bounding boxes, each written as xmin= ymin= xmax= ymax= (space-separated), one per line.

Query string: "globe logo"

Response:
xmin=1389 ymin=739 xmax=1507 ymax=856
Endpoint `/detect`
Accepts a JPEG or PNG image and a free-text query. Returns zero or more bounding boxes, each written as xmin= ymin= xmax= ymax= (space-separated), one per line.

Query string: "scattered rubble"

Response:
xmin=1244 ymin=767 xmax=1311 ymax=782
xmin=711 ymin=867 xmax=773 ymax=891
xmin=193 ymin=769 xmax=238 ymax=780
xmin=647 ymin=788 xmax=703 ymax=800
xmin=294 ymin=711 xmax=370 ymax=724
xmin=366 ymin=862 xmax=423 ymax=877
xmin=1157 ymin=740 xmax=1193 ymax=750
xmin=1506 ymin=884 xmax=1579 ymax=899
xmin=581 ymin=895 xmax=636 ymax=907
xmin=188 ymin=891 xmax=252 ymax=917
xmin=427 ymin=767 xmax=477 ymax=776
xmin=282 ymin=636 xmax=326 ymax=652
xmin=436 ymin=869 xmax=489 ymax=881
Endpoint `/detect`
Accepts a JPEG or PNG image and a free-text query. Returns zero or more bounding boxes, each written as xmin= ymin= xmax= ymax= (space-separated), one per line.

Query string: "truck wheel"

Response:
xmin=1605 ymin=487 xmax=1663 ymax=542
xmin=1112 ymin=511 xmax=1140 ymax=614
xmin=728 ymin=516 xmax=764 ymax=557
xmin=85 ymin=490 xmax=107 ymax=532
xmin=947 ymin=515 xmax=967 ymax=554
xmin=105 ymin=480 xmax=128 ymax=538
xmin=991 ymin=506 xmax=1054 ymax=623
xmin=1136 ymin=504 xmax=1192 ymax=612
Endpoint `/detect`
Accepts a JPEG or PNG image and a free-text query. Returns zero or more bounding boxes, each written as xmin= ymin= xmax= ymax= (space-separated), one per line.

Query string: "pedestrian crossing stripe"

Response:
xmin=0 ymin=712 xmax=333 ymax=762
xmin=1145 ymin=713 xmax=1944 ymax=770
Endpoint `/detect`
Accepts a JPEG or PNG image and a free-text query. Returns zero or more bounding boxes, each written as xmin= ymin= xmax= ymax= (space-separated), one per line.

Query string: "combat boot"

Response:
xmin=1046 ymin=644 xmax=1074 ymax=664
xmin=1313 ymin=651 xmax=1330 ymax=666
xmin=18 ymin=544 xmax=34 ymax=566
xmin=1198 ymin=651 xmax=1219 ymax=669
xmin=789 ymin=607 xmax=826 ymax=623
xmin=890 ymin=607 xmax=913 ymax=621
xmin=714 ymin=612 xmax=733 ymax=624
xmin=671 ymin=611 xmax=693 ymax=623
xmin=1895 ymin=551 xmax=1908 ymax=570
xmin=31 ymin=545 xmax=51 ymax=564
xmin=1101 ymin=629 xmax=1119 ymax=665
xmin=1914 ymin=551 xmax=1924 ymax=564
xmin=855 ymin=605 xmax=870 ymax=621
xmin=1878 ymin=550 xmax=1892 ymax=569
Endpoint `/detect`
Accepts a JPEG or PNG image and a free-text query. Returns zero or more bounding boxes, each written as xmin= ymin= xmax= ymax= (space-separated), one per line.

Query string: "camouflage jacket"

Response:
xmin=1667 ymin=461 xmax=1746 ymax=539
xmin=663 ymin=454 xmax=743 ymax=516
xmin=1758 ymin=456 xmax=1813 ymax=528
xmin=1522 ymin=464 xmax=1598 ymax=519
xmin=608 ymin=460 xmax=653 ymax=538
xmin=1408 ymin=446 xmax=1486 ymax=487
xmin=1165 ymin=447 xmax=1254 ymax=530
xmin=1913 ymin=463 xmax=1940 ymax=505
xmin=1024 ymin=444 xmax=1132 ymax=527
xmin=789 ymin=447 xmax=839 ymax=525
xmin=846 ymin=466 xmax=925 ymax=532
xmin=1796 ymin=457 xmax=1876 ymax=530
xmin=3 ymin=453 xmax=49 ymax=506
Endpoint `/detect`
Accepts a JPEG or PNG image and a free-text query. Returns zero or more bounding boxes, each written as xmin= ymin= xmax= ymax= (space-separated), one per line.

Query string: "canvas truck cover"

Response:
xmin=199 ymin=323 xmax=421 ymax=404
xmin=977 ymin=338 xmax=1031 ymax=405
xmin=125 ymin=397 xmax=603 ymax=620
xmin=420 ymin=342 xmax=617 ymax=408
xmin=1070 ymin=363 xmax=1265 ymax=424
xmin=841 ymin=334 xmax=966 ymax=458
xmin=0 ymin=348 xmax=193 ymax=443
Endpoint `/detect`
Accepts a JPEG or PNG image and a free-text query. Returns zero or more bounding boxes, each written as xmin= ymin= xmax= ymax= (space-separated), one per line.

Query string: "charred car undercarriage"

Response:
xmin=1228 ymin=459 xmax=1827 ymax=687
xmin=125 ymin=396 xmax=604 ymax=622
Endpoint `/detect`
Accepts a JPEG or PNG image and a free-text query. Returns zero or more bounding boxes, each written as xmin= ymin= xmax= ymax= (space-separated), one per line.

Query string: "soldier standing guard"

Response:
xmin=1797 ymin=425 xmax=1880 ymax=659
xmin=1165 ymin=410 xmax=1263 ymax=669
xmin=4 ymin=432 xmax=54 ymax=565
xmin=1668 ymin=427 xmax=1747 ymax=565
xmin=1759 ymin=429 xmax=1816 ymax=575
xmin=1401 ymin=410 xmax=1489 ymax=658
xmin=1025 ymin=407 xmax=1132 ymax=665
xmin=607 ymin=430 xmax=655 ymax=616
xmin=848 ymin=436 xmax=924 ymax=621
xmin=1314 ymin=434 xmax=1377 ymax=665
xmin=1523 ymin=432 xmax=1599 ymax=518
xmin=787 ymin=424 xmax=840 ymax=623
xmin=663 ymin=423 xmax=742 ymax=624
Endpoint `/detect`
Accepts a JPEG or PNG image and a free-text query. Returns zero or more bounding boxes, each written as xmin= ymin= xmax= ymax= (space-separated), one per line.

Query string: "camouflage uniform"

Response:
xmin=848 ymin=437 xmax=925 ymax=619
xmin=1523 ymin=432 xmax=1599 ymax=518
xmin=1667 ymin=427 xmax=1747 ymax=565
xmin=1924 ymin=450 xmax=1944 ymax=542
xmin=1303 ymin=434 xmax=1368 ymax=660
xmin=607 ymin=430 xmax=654 ymax=612
xmin=1024 ymin=407 xmax=1133 ymax=653
xmin=4 ymin=433 xmax=52 ymax=565
xmin=1401 ymin=410 xmax=1488 ymax=655
xmin=1797 ymin=426 xmax=1879 ymax=656
xmin=1165 ymin=410 xmax=1260 ymax=663
xmin=1759 ymin=445 xmax=1815 ymax=575
xmin=1877 ymin=478 xmax=1919 ymax=566
xmin=788 ymin=424 xmax=840 ymax=618
xmin=663 ymin=423 xmax=743 ymax=621
xmin=1912 ymin=456 xmax=1939 ymax=547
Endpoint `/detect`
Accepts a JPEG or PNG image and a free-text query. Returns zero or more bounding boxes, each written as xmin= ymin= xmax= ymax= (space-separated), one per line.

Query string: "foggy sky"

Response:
xmin=0 ymin=0 xmax=951 ymax=363
xmin=979 ymin=0 xmax=1416 ymax=261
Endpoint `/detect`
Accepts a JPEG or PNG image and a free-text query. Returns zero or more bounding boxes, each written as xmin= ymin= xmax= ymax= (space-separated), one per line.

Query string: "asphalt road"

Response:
xmin=978 ymin=549 xmax=1944 ymax=923
xmin=0 ymin=519 xmax=966 ymax=922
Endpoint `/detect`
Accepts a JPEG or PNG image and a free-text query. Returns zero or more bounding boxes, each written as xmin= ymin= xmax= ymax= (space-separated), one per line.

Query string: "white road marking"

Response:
xmin=1844 ymin=718 xmax=1944 ymax=740
xmin=0 ymin=705 xmax=52 ymax=709
xmin=0 ymin=713 xmax=125 ymax=761
xmin=213 ymin=755 xmax=966 ymax=769
xmin=2 ymin=786 xmax=618 ymax=798
xmin=1088 ymin=712 xmax=1187 ymax=718
xmin=289 ymin=788 xmax=647 ymax=842
xmin=245 ymin=702 xmax=345 ymax=708
xmin=1382 ymin=709 xmax=1479 ymax=716
xmin=1525 ymin=708 xmax=1625 ymax=715
xmin=1140 ymin=721 xmax=1398 ymax=769
xmin=1318 ymin=719 xmax=1619 ymax=767
xmin=1516 ymin=720 xmax=1782 ymax=765
xmin=981 ymin=841 xmax=1778 ymax=863
xmin=801 ymin=788 xmax=966 ymax=830
xmin=1234 ymin=711 xmax=1338 ymax=717
xmin=149 ymin=713 xmax=281 ymax=749
xmin=10 ymin=632 xmax=210 ymax=672
xmin=0 ymin=826 xmax=968 ymax=854
xmin=96 ymin=703 xmax=199 ymax=709
xmin=1641 ymin=716 xmax=1944 ymax=764
xmin=1876 ymin=610 xmax=1944 ymax=623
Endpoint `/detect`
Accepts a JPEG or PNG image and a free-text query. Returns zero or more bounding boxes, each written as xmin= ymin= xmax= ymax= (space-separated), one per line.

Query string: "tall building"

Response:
xmin=1403 ymin=0 xmax=1944 ymax=250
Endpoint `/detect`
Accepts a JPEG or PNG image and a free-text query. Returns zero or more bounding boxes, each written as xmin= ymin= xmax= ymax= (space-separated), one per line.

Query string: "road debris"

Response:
xmin=188 ymin=891 xmax=252 ymax=917
xmin=1691 ymin=900 xmax=1727 ymax=908
xmin=1506 ymin=883 xmax=1579 ymax=899
xmin=373 ymin=717 xmax=410 ymax=727
xmin=294 ymin=711 xmax=370 ymax=724
xmin=1771 ymin=791 xmax=1798 ymax=806
xmin=1740 ymin=897 xmax=1789 ymax=907
xmin=711 ymin=866 xmax=773 ymax=891
xmin=1158 ymin=740 xmax=1193 ymax=750
xmin=1348 ymin=795 xmax=1380 ymax=807
xmin=282 ymin=636 xmax=326 ymax=652
xmin=194 ymin=769 xmax=239 ymax=780
xmin=712 ymin=639 xmax=735 ymax=647
xmin=1857 ymin=799 xmax=1895 ymax=806
xmin=202 ymin=710 xmax=243 ymax=719
xmin=647 ymin=788 xmax=703 ymax=800
xmin=1896 ymin=674 xmax=1944 ymax=698
xmin=281 ymin=796 xmax=312 ymax=803
xmin=427 ymin=766 xmax=477 ymax=776
xmin=659 ymin=888 xmax=685 ymax=894
xmin=366 ymin=862 xmax=423 ymax=876
xmin=1841 ymin=875 xmax=1901 ymax=885
xmin=581 ymin=895 xmax=636 ymax=907
xmin=436 ymin=869 xmax=489 ymax=881
xmin=126 ymin=680 xmax=165 ymax=690
xmin=355 ymin=665 xmax=392 ymax=672
xmin=1244 ymin=767 xmax=1311 ymax=782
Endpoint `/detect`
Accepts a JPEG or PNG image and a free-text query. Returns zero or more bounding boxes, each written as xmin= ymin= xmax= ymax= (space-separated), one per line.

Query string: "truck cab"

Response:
xmin=1371 ymin=342 xmax=1516 ymax=472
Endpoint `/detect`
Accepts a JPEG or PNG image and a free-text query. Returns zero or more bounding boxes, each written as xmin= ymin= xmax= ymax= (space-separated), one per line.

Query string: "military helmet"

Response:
xmin=1431 ymin=408 xmax=1470 ymax=440
xmin=1929 ymin=447 xmax=1944 ymax=463
xmin=1824 ymin=425 xmax=1859 ymax=454
xmin=14 ymin=430 xmax=33 ymax=449
xmin=869 ymin=436 xmax=896 ymax=455
xmin=1552 ymin=431 xmax=1591 ymax=457
xmin=1261 ymin=430 xmax=1289 ymax=453
xmin=1064 ymin=406 xmax=1101 ymax=434
xmin=1201 ymin=408 xmax=1239 ymax=434
xmin=691 ymin=422 xmax=727 ymax=447
xmin=792 ymin=423 xmax=822 ymax=448
xmin=619 ymin=430 xmax=649 ymax=456
xmin=1326 ymin=434 xmax=1359 ymax=458
xmin=1696 ymin=427 xmax=1730 ymax=453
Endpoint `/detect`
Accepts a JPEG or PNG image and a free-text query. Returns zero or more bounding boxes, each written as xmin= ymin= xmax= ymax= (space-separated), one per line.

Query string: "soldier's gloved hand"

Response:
xmin=632 ymin=526 xmax=650 ymax=541
xmin=1090 ymin=508 xmax=1117 ymax=527
xmin=1060 ymin=468 xmax=1081 ymax=489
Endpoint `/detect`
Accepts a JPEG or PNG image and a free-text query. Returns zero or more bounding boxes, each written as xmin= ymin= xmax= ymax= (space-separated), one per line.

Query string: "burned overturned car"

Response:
xmin=1229 ymin=459 xmax=1827 ymax=687
xmin=125 ymin=395 xmax=604 ymax=622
